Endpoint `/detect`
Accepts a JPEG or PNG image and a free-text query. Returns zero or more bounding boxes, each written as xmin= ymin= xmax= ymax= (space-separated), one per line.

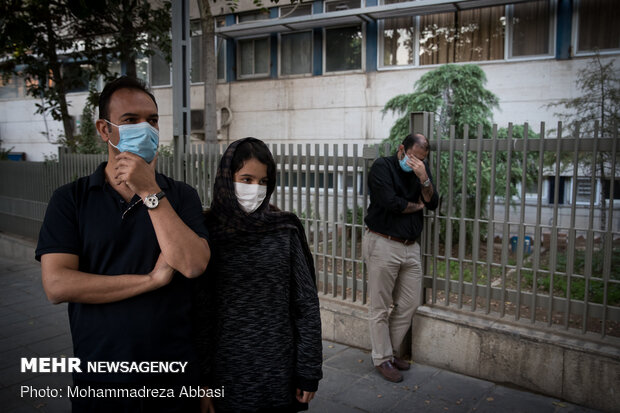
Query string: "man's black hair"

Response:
xmin=98 ymin=76 xmax=158 ymax=121
xmin=401 ymin=133 xmax=429 ymax=152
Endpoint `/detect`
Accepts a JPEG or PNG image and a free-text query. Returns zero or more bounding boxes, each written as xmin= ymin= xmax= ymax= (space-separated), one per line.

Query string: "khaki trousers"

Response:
xmin=363 ymin=229 xmax=423 ymax=366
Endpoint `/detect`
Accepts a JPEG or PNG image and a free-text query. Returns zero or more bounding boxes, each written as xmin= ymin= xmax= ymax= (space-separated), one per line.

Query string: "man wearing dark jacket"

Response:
xmin=363 ymin=133 xmax=439 ymax=383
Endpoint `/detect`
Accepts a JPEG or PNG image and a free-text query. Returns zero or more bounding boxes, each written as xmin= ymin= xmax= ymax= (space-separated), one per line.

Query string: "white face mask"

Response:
xmin=234 ymin=182 xmax=267 ymax=214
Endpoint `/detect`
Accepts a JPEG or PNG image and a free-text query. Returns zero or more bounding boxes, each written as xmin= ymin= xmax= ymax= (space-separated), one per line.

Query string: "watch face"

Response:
xmin=144 ymin=195 xmax=158 ymax=209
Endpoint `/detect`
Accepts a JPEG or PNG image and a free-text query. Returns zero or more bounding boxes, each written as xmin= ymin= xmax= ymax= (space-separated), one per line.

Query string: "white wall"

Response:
xmin=213 ymin=56 xmax=611 ymax=146
xmin=0 ymin=55 xmax=617 ymax=161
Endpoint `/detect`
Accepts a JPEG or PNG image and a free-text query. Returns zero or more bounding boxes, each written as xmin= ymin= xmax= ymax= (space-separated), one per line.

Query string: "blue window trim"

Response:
xmin=270 ymin=35 xmax=278 ymax=78
xmin=225 ymin=15 xmax=237 ymax=82
xmin=313 ymin=29 xmax=323 ymax=76
xmin=556 ymin=0 xmax=572 ymax=60
xmin=313 ymin=0 xmax=324 ymax=75
xmin=312 ymin=0 xmax=323 ymax=14
xmin=365 ymin=0 xmax=378 ymax=72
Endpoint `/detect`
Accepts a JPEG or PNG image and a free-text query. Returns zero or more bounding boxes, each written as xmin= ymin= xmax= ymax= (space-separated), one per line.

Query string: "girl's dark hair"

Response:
xmin=231 ymin=138 xmax=276 ymax=189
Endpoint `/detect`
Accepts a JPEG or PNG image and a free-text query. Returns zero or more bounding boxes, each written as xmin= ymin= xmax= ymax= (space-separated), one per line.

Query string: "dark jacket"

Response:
xmin=194 ymin=217 xmax=322 ymax=413
xmin=365 ymin=155 xmax=439 ymax=240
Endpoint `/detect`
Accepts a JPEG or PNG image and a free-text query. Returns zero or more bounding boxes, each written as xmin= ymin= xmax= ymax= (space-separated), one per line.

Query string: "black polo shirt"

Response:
xmin=364 ymin=155 xmax=439 ymax=241
xmin=36 ymin=162 xmax=209 ymax=384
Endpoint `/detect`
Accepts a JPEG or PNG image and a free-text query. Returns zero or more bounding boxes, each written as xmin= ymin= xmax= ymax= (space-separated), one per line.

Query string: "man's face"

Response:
xmin=100 ymin=88 xmax=159 ymax=146
xmin=400 ymin=143 xmax=428 ymax=162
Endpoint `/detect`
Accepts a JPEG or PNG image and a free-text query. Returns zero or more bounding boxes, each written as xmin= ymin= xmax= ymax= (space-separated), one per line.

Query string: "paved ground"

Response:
xmin=0 ymin=255 xmax=603 ymax=413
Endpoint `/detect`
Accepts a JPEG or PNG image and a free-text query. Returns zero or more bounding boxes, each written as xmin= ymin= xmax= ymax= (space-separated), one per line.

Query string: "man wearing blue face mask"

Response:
xmin=363 ymin=133 xmax=439 ymax=383
xmin=36 ymin=76 xmax=211 ymax=412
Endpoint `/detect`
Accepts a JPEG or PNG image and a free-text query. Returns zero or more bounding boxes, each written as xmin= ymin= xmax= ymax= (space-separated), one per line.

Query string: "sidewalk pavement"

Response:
xmin=0 ymin=254 xmax=603 ymax=413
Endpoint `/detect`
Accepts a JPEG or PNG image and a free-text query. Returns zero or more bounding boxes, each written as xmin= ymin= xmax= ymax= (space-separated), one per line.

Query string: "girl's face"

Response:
xmin=233 ymin=158 xmax=268 ymax=186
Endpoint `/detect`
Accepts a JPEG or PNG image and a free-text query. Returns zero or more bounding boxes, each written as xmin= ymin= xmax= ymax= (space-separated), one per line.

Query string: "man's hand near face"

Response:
xmin=406 ymin=155 xmax=428 ymax=182
xmin=114 ymin=152 xmax=160 ymax=198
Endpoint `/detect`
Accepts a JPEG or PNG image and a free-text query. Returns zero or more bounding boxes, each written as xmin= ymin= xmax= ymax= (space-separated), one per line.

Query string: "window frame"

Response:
xmin=277 ymin=3 xmax=313 ymax=78
xmin=236 ymin=35 xmax=272 ymax=80
xmin=377 ymin=15 xmax=418 ymax=70
xmin=0 ymin=74 xmax=26 ymax=100
xmin=377 ymin=0 xmax=557 ymax=70
xmin=149 ymin=49 xmax=172 ymax=88
xmin=505 ymin=0 xmax=556 ymax=61
xmin=571 ymin=176 xmax=600 ymax=206
xmin=324 ymin=0 xmax=362 ymax=13
xmin=190 ymin=19 xmax=204 ymax=85
xmin=61 ymin=61 xmax=90 ymax=94
xmin=571 ymin=0 xmax=620 ymax=57
xmin=279 ymin=3 xmax=313 ymax=18
xmin=278 ymin=30 xmax=314 ymax=78
xmin=236 ymin=10 xmax=270 ymax=24
xmin=323 ymin=23 xmax=366 ymax=74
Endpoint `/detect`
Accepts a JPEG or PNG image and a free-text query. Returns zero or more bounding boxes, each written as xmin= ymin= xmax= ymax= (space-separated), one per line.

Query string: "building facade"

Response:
xmin=0 ymin=0 xmax=618 ymax=160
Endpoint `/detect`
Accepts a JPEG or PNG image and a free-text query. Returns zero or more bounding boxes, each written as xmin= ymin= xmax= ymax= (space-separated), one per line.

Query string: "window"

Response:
xmin=509 ymin=0 xmax=553 ymax=58
xmin=238 ymin=37 xmax=270 ymax=78
xmin=191 ymin=20 xmax=204 ymax=83
xmin=0 ymin=75 xmax=25 ymax=99
xmin=380 ymin=0 xmax=414 ymax=67
xmin=191 ymin=18 xmax=227 ymax=83
xmin=574 ymin=0 xmax=620 ymax=54
xmin=280 ymin=32 xmax=313 ymax=76
xmin=150 ymin=50 xmax=171 ymax=86
xmin=325 ymin=25 xmax=363 ymax=72
xmin=547 ymin=176 xmax=567 ymax=204
xmin=602 ymin=179 xmax=620 ymax=201
xmin=279 ymin=4 xmax=312 ymax=76
xmin=238 ymin=10 xmax=269 ymax=23
xmin=381 ymin=17 xmax=414 ymax=67
xmin=62 ymin=62 xmax=89 ymax=93
xmin=236 ymin=11 xmax=271 ymax=79
xmin=376 ymin=1 xmax=554 ymax=67
xmin=280 ymin=3 xmax=312 ymax=17
xmin=575 ymin=178 xmax=594 ymax=204
xmin=419 ymin=7 xmax=505 ymax=65
xmin=325 ymin=0 xmax=361 ymax=12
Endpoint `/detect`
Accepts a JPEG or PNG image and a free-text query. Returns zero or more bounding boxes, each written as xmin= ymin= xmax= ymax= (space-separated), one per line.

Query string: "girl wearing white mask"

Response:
xmin=195 ymin=138 xmax=322 ymax=413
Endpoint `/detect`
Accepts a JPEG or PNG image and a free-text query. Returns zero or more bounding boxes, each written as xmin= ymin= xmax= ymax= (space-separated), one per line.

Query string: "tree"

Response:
xmin=75 ymin=83 xmax=106 ymax=154
xmin=198 ymin=0 xmax=218 ymax=143
xmin=381 ymin=64 xmax=535 ymax=244
xmin=73 ymin=0 xmax=172 ymax=80
xmin=197 ymin=0 xmax=288 ymax=143
xmin=546 ymin=54 xmax=620 ymax=231
xmin=382 ymin=64 xmax=499 ymax=148
xmin=0 ymin=0 xmax=172 ymax=150
xmin=0 ymin=0 xmax=83 ymax=145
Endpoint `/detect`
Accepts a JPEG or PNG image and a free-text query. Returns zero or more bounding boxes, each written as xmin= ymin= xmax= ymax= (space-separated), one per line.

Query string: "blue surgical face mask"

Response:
xmin=399 ymin=155 xmax=413 ymax=173
xmin=105 ymin=120 xmax=159 ymax=163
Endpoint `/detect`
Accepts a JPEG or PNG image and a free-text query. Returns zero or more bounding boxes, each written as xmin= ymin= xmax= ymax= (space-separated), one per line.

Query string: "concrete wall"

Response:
xmin=319 ymin=295 xmax=620 ymax=413
xmin=2 ymin=55 xmax=617 ymax=161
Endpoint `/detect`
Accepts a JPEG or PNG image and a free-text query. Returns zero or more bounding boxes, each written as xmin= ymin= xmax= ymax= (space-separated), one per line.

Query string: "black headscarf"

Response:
xmin=205 ymin=137 xmax=316 ymax=282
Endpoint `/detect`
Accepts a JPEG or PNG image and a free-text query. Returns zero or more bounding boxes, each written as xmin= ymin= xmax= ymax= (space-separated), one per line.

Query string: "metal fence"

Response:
xmin=0 ymin=121 xmax=618 ymax=339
